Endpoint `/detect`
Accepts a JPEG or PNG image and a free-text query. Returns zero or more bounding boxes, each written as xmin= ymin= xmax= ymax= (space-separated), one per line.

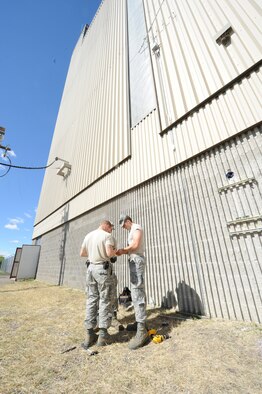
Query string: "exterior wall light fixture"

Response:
xmin=214 ymin=23 xmax=234 ymax=47
xmin=0 ymin=126 xmax=11 ymax=153
xmin=226 ymin=169 xmax=234 ymax=179
xmin=55 ymin=157 xmax=72 ymax=178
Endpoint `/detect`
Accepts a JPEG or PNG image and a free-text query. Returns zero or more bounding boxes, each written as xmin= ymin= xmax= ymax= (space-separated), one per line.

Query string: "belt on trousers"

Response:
xmin=128 ymin=254 xmax=144 ymax=261
xmin=88 ymin=261 xmax=110 ymax=269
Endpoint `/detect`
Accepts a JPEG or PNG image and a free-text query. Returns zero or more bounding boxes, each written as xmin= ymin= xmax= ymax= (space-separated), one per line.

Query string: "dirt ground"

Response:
xmin=0 ymin=279 xmax=261 ymax=394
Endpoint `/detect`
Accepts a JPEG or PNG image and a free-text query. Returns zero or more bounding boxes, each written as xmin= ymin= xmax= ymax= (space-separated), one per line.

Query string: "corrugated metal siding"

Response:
xmin=36 ymin=126 xmax=262 ymax=322
xmin=144 ymin=0 xmax=262 ymax=129
xmin=33 ymin=65 xmax=261 ymax=238
xmin=127 ymin=125 xmax=261 ymax=322
xmin=34 ymin=0 xmax=261 ymax=234
xmin=169 ymin=65 xmax=262 ymax=162
xmin=35 ymin=0 xmax=130 ymax=224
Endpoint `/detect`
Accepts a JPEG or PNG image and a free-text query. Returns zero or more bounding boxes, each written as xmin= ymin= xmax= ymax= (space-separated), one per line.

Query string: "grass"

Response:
xmin=0 ymin=279 xmax=261 ymax=394
xmin=0 ymin=270 xmax=10 ymax=276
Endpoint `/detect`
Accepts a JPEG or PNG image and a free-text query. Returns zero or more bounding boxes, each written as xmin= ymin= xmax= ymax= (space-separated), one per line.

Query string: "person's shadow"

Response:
xmin=175 ymin=280 xmax=204 ymax=316
xmin=161 ymin=290 xmax=177 ymax=309
xmin=97 ymin=281 xmax=205 ymax=343
xmin=106 ymin=280 xmax=204 ymax=347
xmin=159 ymin=282 xmax=204 ymax=316
xmin=106 ymin=307 xmax=185 ymax=346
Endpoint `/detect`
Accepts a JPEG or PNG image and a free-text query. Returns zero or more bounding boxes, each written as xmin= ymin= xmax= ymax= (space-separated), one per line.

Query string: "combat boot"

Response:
xmin=128 ymin=323 xmax=149 ymax=350
xmin=81 ymin=328 xmax=98 ymax=349
xmin=97 ymin=328 xmax=110 ymax=347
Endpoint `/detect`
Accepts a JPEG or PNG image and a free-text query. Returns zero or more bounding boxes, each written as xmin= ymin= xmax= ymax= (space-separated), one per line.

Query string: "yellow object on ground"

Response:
xmin=148 ymin=329 xmax=157 ymax=336
xmin=152 ymin=335 xmax=165 ymax=344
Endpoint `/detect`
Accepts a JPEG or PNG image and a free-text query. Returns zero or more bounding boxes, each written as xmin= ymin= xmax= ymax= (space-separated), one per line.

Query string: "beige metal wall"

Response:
xmin=33 ymin=65 xmax=261 ymax=238
xmin=144 ymin=0 xmax=262 ymax=130
xmin=35 ymin=0 xmax=130 ymax=225
xmin=34 ymin=0 xmax=262 ymax=238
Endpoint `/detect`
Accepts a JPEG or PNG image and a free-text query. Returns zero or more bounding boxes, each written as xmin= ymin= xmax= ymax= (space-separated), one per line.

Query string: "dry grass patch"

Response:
xmin=0 ymin=279 xmax=261 ymax=393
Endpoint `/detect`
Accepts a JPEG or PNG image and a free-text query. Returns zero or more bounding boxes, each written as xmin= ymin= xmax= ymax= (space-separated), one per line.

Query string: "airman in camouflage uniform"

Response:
xmin=116 ymin=214 xmax=148 ymax=350
xmin=80 ymin=220 xmax=117 ymax=348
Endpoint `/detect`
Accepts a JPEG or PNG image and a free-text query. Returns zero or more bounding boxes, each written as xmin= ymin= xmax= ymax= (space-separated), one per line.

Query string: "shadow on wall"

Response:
xmin=161 ymin=290 xmax=177 ymax=309
xmin=161 ymin=281 xmax=205 ymax=316
xmin=176 ymin=280 xmax=205 ymax=316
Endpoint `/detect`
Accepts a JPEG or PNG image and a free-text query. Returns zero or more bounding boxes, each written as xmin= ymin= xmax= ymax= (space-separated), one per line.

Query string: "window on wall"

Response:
xmin=127 ymin=0 xmax=157 ymax=128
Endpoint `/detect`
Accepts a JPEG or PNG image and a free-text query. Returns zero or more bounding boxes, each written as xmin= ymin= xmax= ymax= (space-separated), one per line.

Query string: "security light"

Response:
xmin=226 ymin=169 xmax=234 ymax=179
xmin=55 ymin=157 xmax=71 ymax=177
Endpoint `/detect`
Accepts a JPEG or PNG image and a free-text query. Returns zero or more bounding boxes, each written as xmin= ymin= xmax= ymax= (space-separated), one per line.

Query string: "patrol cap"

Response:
xmin=119 ymin=214 xmax=132 ymax=227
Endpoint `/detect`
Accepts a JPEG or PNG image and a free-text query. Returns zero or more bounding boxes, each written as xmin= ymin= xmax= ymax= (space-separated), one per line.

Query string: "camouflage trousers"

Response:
xmin=84 ymin=263 xmax=112 ymax=330
xmin=109 ymin=270 xmax=118 ymax=317
xmin=129 ymin=255 xmax=147 ymax=324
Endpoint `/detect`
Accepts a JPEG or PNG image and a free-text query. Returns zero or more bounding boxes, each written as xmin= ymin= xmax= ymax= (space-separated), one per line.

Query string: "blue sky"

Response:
xmin=0 ymin=0 xmax=101 ymax=257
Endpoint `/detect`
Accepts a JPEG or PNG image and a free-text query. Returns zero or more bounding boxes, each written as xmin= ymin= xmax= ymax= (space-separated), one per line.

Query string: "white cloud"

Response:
xmin=5 ymin=218 xmax=24 ymax=230
xmin=9 ymin=217 xmax=24 ymax=224
xmin=5 ymin=223 xmax=19 ymax=230
xmin=24 ymin=213 xmax=32 ymax=218
xmin=8 ymin=150 xmax=16 ymax=157
xmin=10 ymin=240 xmax=20 ymax=244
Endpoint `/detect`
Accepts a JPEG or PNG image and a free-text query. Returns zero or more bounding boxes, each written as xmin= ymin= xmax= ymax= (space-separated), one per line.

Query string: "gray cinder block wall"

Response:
xmin=36 ymin=125 xmax=262 ymax=323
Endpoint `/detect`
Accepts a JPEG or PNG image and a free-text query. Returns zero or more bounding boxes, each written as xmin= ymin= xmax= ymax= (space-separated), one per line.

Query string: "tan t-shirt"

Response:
xmin=82 ymin=228 xmax=116 ymax=264
xmin=128 ymin=223 xmax=145 ymax=259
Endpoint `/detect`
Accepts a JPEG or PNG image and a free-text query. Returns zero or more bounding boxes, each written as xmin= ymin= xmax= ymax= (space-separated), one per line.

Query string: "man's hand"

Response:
xmin=116 ymin=248 xmax=128 ymax=256
xmin=116 ymin=229 xmax=142 ymax=256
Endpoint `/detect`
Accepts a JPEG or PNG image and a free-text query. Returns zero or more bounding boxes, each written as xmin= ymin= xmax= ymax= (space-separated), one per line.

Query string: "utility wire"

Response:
xmin=0 ymin=155 xmax=11 ymax=177
xmin=0 ymin=157 xmax=58 ymax=170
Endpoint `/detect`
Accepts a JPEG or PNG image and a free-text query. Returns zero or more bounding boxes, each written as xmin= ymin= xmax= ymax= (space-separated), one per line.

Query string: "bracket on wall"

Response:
xmin=227 ymin=215 xmax=262 ymax=237
xmin=56 ymin=161 xmax=71 ymax=178
xmin=152 ymin=42 xmax=160 ymax=57
xmin=214 ymin=23 xmax=234 ymax=47
xmin=218 ymin=177 xmax=256 ymax=193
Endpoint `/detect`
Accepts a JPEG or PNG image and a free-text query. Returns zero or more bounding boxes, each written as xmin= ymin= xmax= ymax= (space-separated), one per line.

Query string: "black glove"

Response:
xmin=110 ymin=256 xmax=117 ymax=263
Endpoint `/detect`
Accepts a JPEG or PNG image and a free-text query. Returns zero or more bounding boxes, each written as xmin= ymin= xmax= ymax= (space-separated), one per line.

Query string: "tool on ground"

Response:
xmin=86 ymin=348 xmax=98 ymax=356
xmin=61 ymin=346 xmax=77 ymax=354
xmin=152 ymin=334 xmax=171 ymax=344
xmin=148 ymin=329 xmax=157 ymax=336
xmin=147 ymin=328 xmax=171 ymax=343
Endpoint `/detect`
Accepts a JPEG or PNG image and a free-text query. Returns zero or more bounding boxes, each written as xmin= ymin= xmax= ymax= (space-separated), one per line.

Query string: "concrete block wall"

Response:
xmin=36 ymin=125 xmax=262 ymax=323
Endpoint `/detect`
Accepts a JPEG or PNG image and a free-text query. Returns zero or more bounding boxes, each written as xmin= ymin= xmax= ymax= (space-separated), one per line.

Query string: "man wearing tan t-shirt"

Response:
xmin=80 ymin=220 xmax=117 ymax=348
xmin=117 ymin=214 xmax=149 ymax=350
